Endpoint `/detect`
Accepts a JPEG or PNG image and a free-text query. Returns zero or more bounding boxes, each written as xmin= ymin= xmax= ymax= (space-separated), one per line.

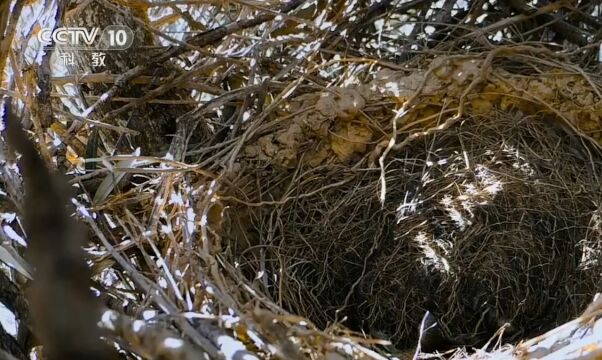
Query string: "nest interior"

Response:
xmin=225 ymin=109 xmax=602 ymax=352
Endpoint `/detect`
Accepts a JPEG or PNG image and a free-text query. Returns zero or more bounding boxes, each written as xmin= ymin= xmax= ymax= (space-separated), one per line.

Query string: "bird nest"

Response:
xmin=223 ymin=102 xmax=602 ymax=353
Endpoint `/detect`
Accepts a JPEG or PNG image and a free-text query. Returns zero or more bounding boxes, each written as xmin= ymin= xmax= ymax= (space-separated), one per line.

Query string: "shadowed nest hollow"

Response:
xmin=225 ymin=110 xmax=602 ymax=351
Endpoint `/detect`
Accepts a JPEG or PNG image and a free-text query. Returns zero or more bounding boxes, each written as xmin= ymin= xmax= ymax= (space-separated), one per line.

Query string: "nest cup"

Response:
xmin=359 ymin=112 xmax=602 ymax=347
xmin=225 ymin=110 xmax=602 ymax=351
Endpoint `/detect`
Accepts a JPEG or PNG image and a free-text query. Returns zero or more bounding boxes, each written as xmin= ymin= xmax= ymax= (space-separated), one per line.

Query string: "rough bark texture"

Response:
xmin=63 ymin=0 xmax=198 ymax=155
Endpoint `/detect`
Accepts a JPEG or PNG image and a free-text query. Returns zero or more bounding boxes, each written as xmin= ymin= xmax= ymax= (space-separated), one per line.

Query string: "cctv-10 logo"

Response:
xmin=37 ymin=25 xmax=134 ymax=50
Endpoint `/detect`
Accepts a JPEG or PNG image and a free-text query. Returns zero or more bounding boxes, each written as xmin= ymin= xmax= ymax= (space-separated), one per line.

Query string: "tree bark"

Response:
xmin=62 ymin=0 xmax=199 ymax=155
